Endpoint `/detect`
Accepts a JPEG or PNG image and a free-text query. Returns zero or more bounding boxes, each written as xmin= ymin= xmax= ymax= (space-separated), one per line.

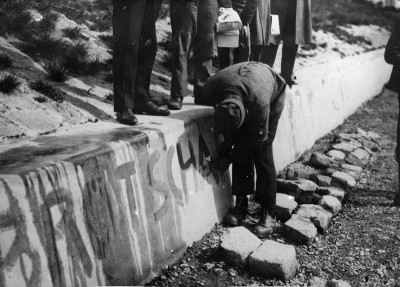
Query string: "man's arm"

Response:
xmin=385 ymin=19 xmax=400 ymax=66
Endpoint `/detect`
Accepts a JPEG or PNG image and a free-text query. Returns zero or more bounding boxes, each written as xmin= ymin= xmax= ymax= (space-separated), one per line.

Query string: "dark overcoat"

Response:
xmin=270 ymin=0 xmax=312 ymax=45
xmin=249 ymin=0 xmax=271 ymax=45
xmin=385 ymin=18 xmax=400 ymax=92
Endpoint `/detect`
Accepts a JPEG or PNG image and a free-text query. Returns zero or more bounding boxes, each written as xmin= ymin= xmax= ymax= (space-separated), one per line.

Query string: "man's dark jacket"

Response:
xmin=385 ymin=18 xmax=400 ymax=92
xmin=204 ymin=61 xmax=286 ymax=163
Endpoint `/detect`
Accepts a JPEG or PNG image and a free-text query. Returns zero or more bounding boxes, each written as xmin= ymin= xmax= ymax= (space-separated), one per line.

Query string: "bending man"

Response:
xmin=204 ymin=61 xmax=286 ymax=237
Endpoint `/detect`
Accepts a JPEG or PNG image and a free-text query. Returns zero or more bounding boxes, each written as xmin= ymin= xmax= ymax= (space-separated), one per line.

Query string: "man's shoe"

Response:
xmin=253 ymin=208 xmax=276 ymax=238
xmin=116 ymin=109 xmax=138 ymax=125
xmin=281 ymin=74 xmax=297 ymax=88
xmin=225 ymin=196 xmax=248 ymax=226
xmin=168 ymin=97 xmax=183 ymax=110
xmin=133 ymin=102 xmax=171 ymax=116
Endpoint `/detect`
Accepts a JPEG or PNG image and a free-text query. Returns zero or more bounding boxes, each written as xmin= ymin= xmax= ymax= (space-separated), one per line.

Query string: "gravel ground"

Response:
xmin=147 ymin=88 xmax=400 ymax=287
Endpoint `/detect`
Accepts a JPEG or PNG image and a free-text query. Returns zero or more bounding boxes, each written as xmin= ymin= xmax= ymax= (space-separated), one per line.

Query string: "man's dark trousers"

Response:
xmin=112 ymin=0 xmax=162 ymax=111
xmin=231 ymin=94 xmax=285 ymax=210
xmin=170 ymin=0 xmax=218 ymax=101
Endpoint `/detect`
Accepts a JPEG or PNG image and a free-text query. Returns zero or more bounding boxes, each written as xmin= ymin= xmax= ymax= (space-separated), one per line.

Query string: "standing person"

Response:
xmin=204 ymin=61 xmax=286 ymax=237
xmin=113 ymin=0 xmax=170 ymax=125
xmin=257 ymin=0 xmax=312 ymax=87
xmin=249 ymin=0 xmax=271 ymax=62
xmin=167 ymin=0 xmax=219 ymax=110
xmin=384 ymin=18 xmax=400 ymax=206
xmin=217 ymin=0 xmax=260 ymax=70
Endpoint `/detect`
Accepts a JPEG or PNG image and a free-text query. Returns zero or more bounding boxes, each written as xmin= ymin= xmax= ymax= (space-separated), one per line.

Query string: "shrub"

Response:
xmin=46 ymin=61 xmax=68 ymax=82
xmin=0 ymin=54 xmax=13 ymax=70
xmin=98 ymin=33 xmax=113 ymax=48
xmin=105 ymin=92 xmax=114 ymax=101
xmin=0 ymin=74 xmax=21 ymax=94
xmin=29 ymin=79 xmax=65 ymax=103
xmin=104 ymin=72 xmax=113 ymax=83
xmin=62 ymin=26 xmax=82 ymax=40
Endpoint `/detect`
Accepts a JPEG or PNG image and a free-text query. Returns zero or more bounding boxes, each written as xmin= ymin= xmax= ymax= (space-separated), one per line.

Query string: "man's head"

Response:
xmin=214 ymin=97 xmax=245 ymax=134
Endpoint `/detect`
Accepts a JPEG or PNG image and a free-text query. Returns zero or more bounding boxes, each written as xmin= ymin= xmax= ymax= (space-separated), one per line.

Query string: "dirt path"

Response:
xmin=147 ymin=88 xmax=400 ymax=287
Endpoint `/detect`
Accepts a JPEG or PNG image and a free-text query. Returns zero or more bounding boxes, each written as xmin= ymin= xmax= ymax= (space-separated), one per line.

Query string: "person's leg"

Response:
xmin=395 ymin=92 xmax=400 ymax=206
xmin=112 ymin=0 xmax=146 ymax=124
xmin=252 ymin=90 xmax=285 ymax=237
xmin=133 ymin=0 xmax=170 ymax=115
xmin=280 ymin=0 xmax=298 ymax=86
xmin=226 ymin=156 xmax=255 ymax=226
xmin=218 ymin=47 xmax=232 ymax=70
xmin=168 ymin=0 xmax=196 ymax=110
xmin=193 ymin=0 xmax=218 ymax=104
xmin=233 ymin=25 xmax=251 ymax=64
xmin=260 ymin=44 xmax=279 ymax=68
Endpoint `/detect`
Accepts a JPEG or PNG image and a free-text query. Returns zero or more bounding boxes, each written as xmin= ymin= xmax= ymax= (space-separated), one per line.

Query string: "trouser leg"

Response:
xmin=233 ymin=26 xmax=251 ymax=64
xmin=170 ymin=0 xmax=196 ymax=99
xmin=135 ymin=0 xmax=163 ymax=104
xmin=193 ymin=0 xmax=218 ymax=100
xmin=260 ymin=44 xmax=279 ymax=68
xmin=112 ymin=0 xmax=146 ymax=111
xmin=218 ymin=47 xmax=232 ymax=70
xmin=232 ymin=156 xmax=255 ymax=197
xmin=254 ymin=90 xmax=285 ymax=209
xmin=281 ymin=44 xmax=298 ymax=79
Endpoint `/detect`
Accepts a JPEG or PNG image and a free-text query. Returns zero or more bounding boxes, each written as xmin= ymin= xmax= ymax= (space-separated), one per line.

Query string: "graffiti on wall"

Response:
xmin=0 ymin=121 xmax=229 ymax=286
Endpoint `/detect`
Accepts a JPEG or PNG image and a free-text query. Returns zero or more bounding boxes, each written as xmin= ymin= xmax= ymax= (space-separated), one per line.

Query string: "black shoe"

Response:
xmin=168 ymin=97 xmax=183 ymax=110
xmin=281 ymin=74 xmax=297 ymax=88
xmin=394 ymin=193 xmax=400 ymax=206
xmin=133 ymin=102 xmax=171 ymax=116
xmin=253 ymin=208 xmax=276 ymax=238
xmin=225 ymin=196 xmax=248 ymax=226
xmin=194 ymin=96 xmax=208 ymax=106
xmin=116 ymin=109 xmax=138 ymax=125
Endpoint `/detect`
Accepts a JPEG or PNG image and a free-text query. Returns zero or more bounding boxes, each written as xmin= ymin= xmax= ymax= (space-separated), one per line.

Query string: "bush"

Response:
xmin=0 ymin=54 xmax=13 ymax=70
xmin=62 ymin=26 xmax=82 ymax=40
xmin=29 ymin=79 xmax=65 ymax=103
xmin=105 ymin=92 xmax=114 ymax=102
xmin=46 ymin=61 xmax=68 ymax=82
xmin=104 ymin=72 xmax=113 ymax=83
xmin=0 ymin=74 xmax=21 ymax=94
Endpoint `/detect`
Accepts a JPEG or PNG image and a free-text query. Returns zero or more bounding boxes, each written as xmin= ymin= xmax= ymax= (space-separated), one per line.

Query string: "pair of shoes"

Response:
xmin=253 ymin=208 xmax=276 ymax=238
xmin=394 ymin=192 xmax=400 ymax=206
xmin=116 ymin=109 xmax=138 ymax=125
xmin=168 ymin=97 xmax=183 ymax=110
xmin=133 ymin=102 xmax=171 ymax=116
xmin=194 ymin=97 xmax=208 ymax=105
xmin=225 ymin=196 xmax=248 ymax=226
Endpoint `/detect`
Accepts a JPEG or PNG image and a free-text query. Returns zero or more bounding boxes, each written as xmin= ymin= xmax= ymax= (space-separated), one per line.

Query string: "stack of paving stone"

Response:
xmin=219 ymin=128 xmax=378 ymax=283
xmin=277 ymin=128 xmax=379 ymax=245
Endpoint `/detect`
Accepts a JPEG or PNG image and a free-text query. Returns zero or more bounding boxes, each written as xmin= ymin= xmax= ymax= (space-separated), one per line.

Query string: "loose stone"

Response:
xmin=296 ymin=204 xmax=333 ymax=234
xmin=327 ymin=149 xmax=346 ymax=161
xmin=319 ymin=195 xmax=342 ymax=215
xmin=283 ymin=215 xmax=318 ymax=245
xmin=275 ymin=193 xmax=298 ymax=222
xmin=331 ymin=171 xmax=356 ymax=189
xmin=317 ymin=186 xmax=346 ymax=202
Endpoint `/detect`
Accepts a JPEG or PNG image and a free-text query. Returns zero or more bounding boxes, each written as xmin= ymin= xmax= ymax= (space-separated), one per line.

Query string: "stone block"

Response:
xmin=327 ymin=150 xmax=346 ymax=161
xmin=328 ymin=279 xmax=352 ymax=287
xmin=286 ymin=163 xmax=317 ymax=180
xmin=308 ymin=277 xmax=328 ymax=287
xmin=317 ymin=187 xmax=346 ymax=202
xmin=361 ymin=137 xmax=379 ymax=152
xmin=331 ymin=171 xmax=356 ymax=189
xmin=296 ymin=204 xmax=333 ymax=234
xmin=283 ymin=215 xmax=317 ymax=245
xmin=325 ymin=168 xmax=338 ymax=175
xmin=332 ymin=141 xmax=361 ymax=153
xmin=275 ymin=193 xmax=298 ymax=222
xmin=309 ymin=153 xmax=336 ymax=169
xmin=277 ymin=179 xmax=319 ymax=204
xmin=220 ymin=227 xmax=262 ymax=268
xmin=366 ymin=131 xmax=380 ymax=139
xmin=344 ymin=154 xmax=364 ymax=168
xmin=310 ymin=174 xmax=332 ymax=187
xmin=319 ymin=195 xmax=342 ymax=215
xmin=249 ymin=240 xmax=297 ymax=281
xmin=350 ymin=148 xmax=370 ymax=166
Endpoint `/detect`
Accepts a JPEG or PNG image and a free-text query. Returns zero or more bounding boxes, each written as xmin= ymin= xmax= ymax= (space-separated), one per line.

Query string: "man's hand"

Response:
xmin=211 ymin=154 xmax=232 ymax=172
xmin=239 ymin=24 xmax=250 ymax=48
xmin=218 ymin=140 xmax=233 ymax=157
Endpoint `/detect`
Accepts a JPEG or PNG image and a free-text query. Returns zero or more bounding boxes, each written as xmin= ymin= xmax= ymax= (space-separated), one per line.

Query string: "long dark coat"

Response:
xmin=249 ymin=0 xmax=271 ymax=46
xmin=270 ymin=0 xmax=312 ymax=45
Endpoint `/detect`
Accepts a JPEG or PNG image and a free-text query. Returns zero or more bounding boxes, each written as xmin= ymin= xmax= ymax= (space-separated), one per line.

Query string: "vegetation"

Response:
xmin=29 ymin=79 xmax=65 ymax=102
xmin=46 ymin=61 xmax=68 ymax=82
xmin=0 ymin=54 xmax=13 ymax=70
xmin=62 ymin=26 xmax=82 ymax=40
xmin=0 ymin=74 xmax=21 ymax=94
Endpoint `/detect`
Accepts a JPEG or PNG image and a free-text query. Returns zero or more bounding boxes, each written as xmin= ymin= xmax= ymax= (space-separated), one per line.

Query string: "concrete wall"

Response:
xmin=0 ymin=49 xmax=392 ymax=286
